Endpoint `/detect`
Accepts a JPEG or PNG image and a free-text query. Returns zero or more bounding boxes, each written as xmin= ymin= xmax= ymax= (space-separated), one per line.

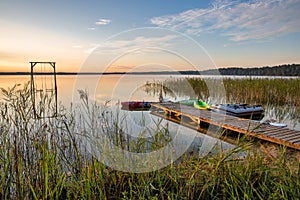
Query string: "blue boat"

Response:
xmin=211 ymin=103 xmax=264 ymax=120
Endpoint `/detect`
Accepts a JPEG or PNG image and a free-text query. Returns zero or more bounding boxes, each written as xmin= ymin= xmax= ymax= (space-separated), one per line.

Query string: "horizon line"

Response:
xmin=0 ymin=63 xmax=298 ymax=75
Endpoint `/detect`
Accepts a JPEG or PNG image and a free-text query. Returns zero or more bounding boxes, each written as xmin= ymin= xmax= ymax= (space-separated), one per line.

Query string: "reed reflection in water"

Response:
xmin=142 ymin=77 xmax=300 ymax=131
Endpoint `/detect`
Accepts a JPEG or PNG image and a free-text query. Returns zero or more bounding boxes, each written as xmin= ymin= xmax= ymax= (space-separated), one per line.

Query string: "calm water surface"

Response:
xmin=0 ymin=74 xmax=299 ymax=156
xmin=1 ymin=75 xmax=299 ymax=129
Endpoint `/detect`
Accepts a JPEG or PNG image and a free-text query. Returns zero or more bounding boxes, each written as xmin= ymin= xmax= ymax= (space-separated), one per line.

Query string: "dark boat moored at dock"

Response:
xmin=211 ymin=103 xmax=264 ymax=120
xmin=150 ymin=102 xmax=300 ymax=151
xmin=121 ymin=101 xmax=151 ymax=111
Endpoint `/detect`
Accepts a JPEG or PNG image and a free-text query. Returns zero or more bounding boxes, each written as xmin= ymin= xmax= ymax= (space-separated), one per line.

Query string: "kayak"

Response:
xmin=211 ymin=104 xmax=264 ymax=120
xmin=177 ymin=99 xmax=211 ymax=110
xmin=193 ymin=100 xmax=211 ymax=110
xmin=121 ymin=101 xmax=151 ymax=111
xmin=269 ymin=122 xmax=287 ymax=128
xmin=177 ymin=99 xmax=198 ymax=106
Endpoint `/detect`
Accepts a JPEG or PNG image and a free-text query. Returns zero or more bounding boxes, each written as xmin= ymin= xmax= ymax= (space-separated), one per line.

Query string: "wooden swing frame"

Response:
xmin=30 ymin=62 xmax=58 ymax=118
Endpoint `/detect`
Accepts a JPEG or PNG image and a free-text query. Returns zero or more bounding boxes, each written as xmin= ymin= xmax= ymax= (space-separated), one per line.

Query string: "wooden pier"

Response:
xmin=151 ymin=102 xmax=300 ymax=150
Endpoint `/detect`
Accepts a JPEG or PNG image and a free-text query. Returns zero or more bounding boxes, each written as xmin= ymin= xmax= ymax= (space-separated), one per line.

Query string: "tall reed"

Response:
xmin=160 ymin=77 xmax=300 ymax=106
xmin=145 ymin=77 xmax=300 ymax=125
xmin=0 ymin=82 xmax=299 ymax=199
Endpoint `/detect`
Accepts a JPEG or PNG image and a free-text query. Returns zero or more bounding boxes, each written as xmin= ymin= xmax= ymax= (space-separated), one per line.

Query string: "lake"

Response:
xmin=0 ymin=74 xmax=299 ymax=160
xmin=1 ymin=74 xmax=299 ymax=129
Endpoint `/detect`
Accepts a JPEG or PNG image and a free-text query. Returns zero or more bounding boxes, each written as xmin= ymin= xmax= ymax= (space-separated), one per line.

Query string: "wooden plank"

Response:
xmin=254 ymin=126 xmax=285 ymax=133
xmin=257 ymin=135 xmax=300 ymax=150
xmin=268 ymin=128 xmax=297 ymax=135
xmin=279 ymin=133 xmax=300 ymax=140
xmin=264 ymin=129 xmax=300 ymax=137
xmin=280 ymin=135 xmax=300 ymax=143
xmin=227 ymin=120 xmax=260 ymax=128
xmin=151 ymin=103 xmax=300 ymax=150
xmin=267 ymin=132 xmax=300 ymax=140
xmin=261 ymin=129 xmax=290 ymax=136
xmin=253 ymin=124 xmax=279 ymax=130
xmin=273 ymin=133 xmax=300 ymax=140
xmin=287 ymin=137 xmax=300 ymax=144
xmin=227 ymin=123 xmax=250 ymax=131
xmin=245 ymin=130 xmax=300 ymax=149
xmin=221 ymin=124 xmax=249 ymax=134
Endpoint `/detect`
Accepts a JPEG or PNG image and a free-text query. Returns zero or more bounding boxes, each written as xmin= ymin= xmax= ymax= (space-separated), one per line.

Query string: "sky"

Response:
xmin=1 ymin=0 xmax=300 ymax=72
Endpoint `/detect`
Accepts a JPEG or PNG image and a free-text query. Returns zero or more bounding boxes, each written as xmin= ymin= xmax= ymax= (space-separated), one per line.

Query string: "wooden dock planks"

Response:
xmin=151 ymin=102 xmax=300 ymax=150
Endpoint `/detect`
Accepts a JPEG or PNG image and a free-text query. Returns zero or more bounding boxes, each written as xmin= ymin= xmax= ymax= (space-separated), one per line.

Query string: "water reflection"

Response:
xmin=141 ymin=78 xmax=300 ymax=131
xmin=1 ymin=74 xmax=298 ymax=163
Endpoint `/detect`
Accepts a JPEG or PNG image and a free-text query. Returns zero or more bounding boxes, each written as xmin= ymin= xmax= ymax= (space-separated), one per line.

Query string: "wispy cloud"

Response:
xmin=150 ymin=0 xmax=300 ymax=41
xmin=93 ymin=34 xmax=179 ymax=55
xmin=95 ymin=18 xmax=111 ymax=25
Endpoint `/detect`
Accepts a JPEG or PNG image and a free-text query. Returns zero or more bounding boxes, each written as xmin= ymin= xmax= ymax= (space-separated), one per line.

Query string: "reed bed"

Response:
xmin=0 ymin=82 xmax=300 ymax=199
xmin=156 ymin=77 xmax=300 ymax=125
xmin=162 ymin=77 xmax=300 ymax=106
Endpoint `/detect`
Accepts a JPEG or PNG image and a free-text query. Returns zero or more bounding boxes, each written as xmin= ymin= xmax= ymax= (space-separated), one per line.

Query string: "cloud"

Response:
xmin=150 ymin=0 xmax=300 ymax=41
xmin=95 ymin=18 xmax=111 ymax=25
xmin=93 ymin=34 xmax=179 ymax=55
xmin=88 ymin=27 xmax=96 ymax=31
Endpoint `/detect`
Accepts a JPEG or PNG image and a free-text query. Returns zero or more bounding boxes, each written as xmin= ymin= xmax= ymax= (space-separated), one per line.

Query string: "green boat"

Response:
xmin=193 ymin=100 xmax=211 ymax=110
xmin=177 ymin=99 xmax=211 ymax=110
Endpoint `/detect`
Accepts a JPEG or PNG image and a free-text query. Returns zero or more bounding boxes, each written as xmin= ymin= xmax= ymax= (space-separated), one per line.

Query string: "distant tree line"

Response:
xmin=200 ymin=64 xmax=300 ymax=76
xmin=1 ymin=64 xmax=299 ymax=76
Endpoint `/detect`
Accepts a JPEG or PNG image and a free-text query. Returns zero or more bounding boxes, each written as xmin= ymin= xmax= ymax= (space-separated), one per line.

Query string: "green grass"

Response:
xmin=0 ymin=81 xmax=300 ymax=199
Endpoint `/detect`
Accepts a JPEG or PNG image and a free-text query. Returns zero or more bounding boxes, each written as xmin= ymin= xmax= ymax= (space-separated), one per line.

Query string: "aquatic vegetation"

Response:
xmin=158 ymin=77 xmax=300 ymax=106
xmin=0 ymin=82 xmax=300 ymax=199
xmin=145 ymin=77 xmax=300 ymax=128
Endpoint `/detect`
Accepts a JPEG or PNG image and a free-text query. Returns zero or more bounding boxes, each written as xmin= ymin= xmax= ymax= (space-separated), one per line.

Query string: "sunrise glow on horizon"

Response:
xmin=1 ymin=0 xmax=300 ymax=73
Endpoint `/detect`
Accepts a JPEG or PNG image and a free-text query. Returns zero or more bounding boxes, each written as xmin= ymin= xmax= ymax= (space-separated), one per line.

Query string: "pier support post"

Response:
xmin=197 ymin=118 xmax=201 ymax=131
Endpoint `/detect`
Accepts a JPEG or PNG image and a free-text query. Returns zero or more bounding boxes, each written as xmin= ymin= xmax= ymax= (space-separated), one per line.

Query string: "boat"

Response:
xmin=177 ymin=99 xmax=198 ymax=106
xmin=177 ymin=99 xmax=211 ymax=110
xmin=211 ymin=103 xmax=264 ymax=120
xmin=121 ymin=101 xmax=151 ymax=111
xmin=193 ymin=100 xmax=211 ymax=110
xmin=269 ymin=122 xmax=287 ymax=128
xmin=263 ymin=120 xmax=287 ymax=128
